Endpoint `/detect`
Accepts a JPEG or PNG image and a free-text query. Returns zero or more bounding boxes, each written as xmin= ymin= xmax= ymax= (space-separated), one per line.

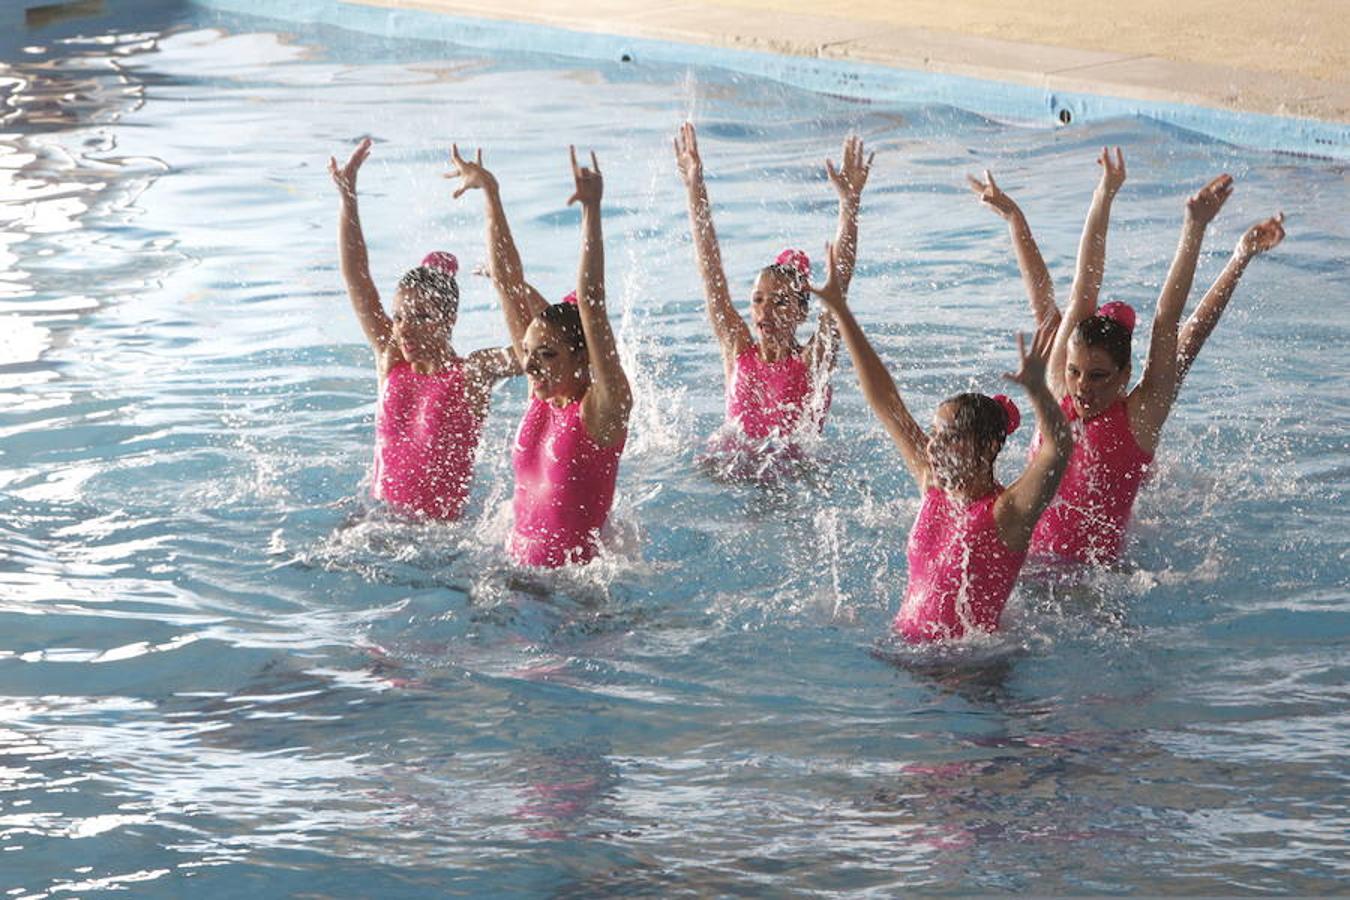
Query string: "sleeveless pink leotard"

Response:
xmin=1029 ymin=395 xmax=1153 ymax=564
xmin=725 ymin=345 xmax=829 ymax=440
xmin=374 ymin=359 xmax=484 ymax=520
xmin=895 ymin=487 xmax=1027 ymax=642
xmin=510 ymin=396 xmax=625 ymax=568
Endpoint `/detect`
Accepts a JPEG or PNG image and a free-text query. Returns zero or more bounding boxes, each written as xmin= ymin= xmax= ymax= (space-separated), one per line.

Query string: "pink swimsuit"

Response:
xmin=510 ymin=396 xmax=625 ymax=568
xmin=1030 ymin=395 xmax=1153 ymax=564
xmin=725 ymin=345 xmax=828 ymax=440
xmin=374 ymin=359 xmax=484 ymax=520
xmin=895 ymin=487 xmax=1026 ymax=642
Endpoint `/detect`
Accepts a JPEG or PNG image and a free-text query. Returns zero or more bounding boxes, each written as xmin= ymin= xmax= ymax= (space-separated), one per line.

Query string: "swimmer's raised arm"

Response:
xmin=967 ymin=169 xmax=1059 ymax=333
xmin=811 ymin=241 xmax=932 ymax=489
xmin=329 ymin=137 xmax=392 ymax=354
xmin=994 ymin=321 xmax=1073 ymax=552
xmin=568 ymin=147 xmax=631 ymax=448
xmin=1176 ymin=212 xmax=1285 ymax=384
xmin=1049 ymin=147 xmax=1126 ymax=398
xmin=448 ymin=144 xmax=548 ymax=365
xmin=675 ymin=121 xmax=752 ymax=366
xmin=1129 ymin=173 xmax=1233 ymax=451
xmin=462 ymin=345 xmax=521 ymax=386
xmin=811 ymin=135 xmax=873 ymax=372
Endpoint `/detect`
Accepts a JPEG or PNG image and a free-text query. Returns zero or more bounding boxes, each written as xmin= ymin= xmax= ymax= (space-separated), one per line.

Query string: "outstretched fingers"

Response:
xmin=682 ymin=121 xmax=699 ymax=155
xmin=350 ymin=137 xmax=371 ymax=164
xmin=330 ymin=138 xmax=372 ymax=194
xmin=1243 ymin=210 xmax=1287 ymax=255
xmin=807 ymin=240 xmax=845 ymax=308
xmin=1186 ymin=172 xmax=1235 ymax=224
xmin=567 ymin=146 xmax=602 ymax=206
xmin=1198 ymin=173 xmax=1235 ymax=204
xmin=1002 ymin=330 xmax=1029 ymax=382
xmin=1004 ymin=321 xmax=1054 ymax=383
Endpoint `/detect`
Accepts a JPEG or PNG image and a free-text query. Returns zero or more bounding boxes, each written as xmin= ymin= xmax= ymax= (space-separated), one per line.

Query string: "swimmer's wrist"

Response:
xmin=1179 ymin=215 xmax=1208 ymax=238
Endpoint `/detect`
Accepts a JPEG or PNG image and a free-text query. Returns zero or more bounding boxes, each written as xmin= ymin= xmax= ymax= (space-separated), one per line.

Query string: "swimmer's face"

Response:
xmin=522 ymin=318 xmax=587 ymax=403
xmin=750 ymin=270 xmax=807 ymax=342
xmin=927 ymin=401 xmax=994 ymax=488
xmin=392 ymin=287 xmax=454 ymax=364
xmin=1065 ymin=338 xmax=1129 ymax=419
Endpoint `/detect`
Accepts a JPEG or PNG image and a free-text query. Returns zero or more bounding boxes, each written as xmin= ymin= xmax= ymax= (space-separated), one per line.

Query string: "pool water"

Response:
xmin=2 ymin=5 xmax=1347 ymax=895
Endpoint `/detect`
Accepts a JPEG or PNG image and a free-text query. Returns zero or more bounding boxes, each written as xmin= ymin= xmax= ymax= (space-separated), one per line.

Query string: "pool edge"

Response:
xmin=176 ymin=0 xmax=1349 ymax=160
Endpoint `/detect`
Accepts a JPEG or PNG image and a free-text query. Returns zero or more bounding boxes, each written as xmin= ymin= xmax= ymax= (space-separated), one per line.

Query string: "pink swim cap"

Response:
xmin=420 ymin=251 xmax=459 ymax=277
xmin=992 ymin=394 xmax=1020 ymax=435
xmin=1097 ymin=301 xmax=1136 ymax=332
xmin=561 ymin=291 xmax=578 ymax=306
xmin=774 ymin=248 xmax=811 ymax=278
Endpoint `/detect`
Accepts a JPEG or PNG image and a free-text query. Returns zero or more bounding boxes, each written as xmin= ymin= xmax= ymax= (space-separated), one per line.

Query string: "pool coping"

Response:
xmin=192 ymin=0 xmax=1350 ymax=160
xmin=343 ymin=0 xmax=1348 ymax=124
xmin=13 ymin=0 xmax=1346 ymax=159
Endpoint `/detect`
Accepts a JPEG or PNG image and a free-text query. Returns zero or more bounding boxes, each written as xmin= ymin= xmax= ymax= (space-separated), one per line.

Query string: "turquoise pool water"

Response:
xmin=2 ymin=4 xmax=1347 ymax=895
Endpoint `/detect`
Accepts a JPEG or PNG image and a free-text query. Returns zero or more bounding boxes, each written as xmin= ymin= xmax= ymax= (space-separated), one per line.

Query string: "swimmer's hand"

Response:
xmin=1237 ymin=212 xmax=1285 ymax=259
xmin=674 ymin=121 xmax=703 ymax=187
xmin=966 ymin=169 xmax=1020 ymax=220
xmin=1002 ymin=317 xmax=1056 ymax=394
xmin=446 ymin=144 xmax=496 ymax=198
xmin=1096 ymin=146 xmax=1126 ymax=198
xmin=567 ymin=146 xmax=602 ymax=207
xmin=328 ymin=137 xmax=371 ymax=200
xmin=808 ymin=240 xmax=847 ymax=312
xmin=827 ymin=134 xmax=874 ymax=206
xmin=1185 ymin=173 xmax=1234 ymax=226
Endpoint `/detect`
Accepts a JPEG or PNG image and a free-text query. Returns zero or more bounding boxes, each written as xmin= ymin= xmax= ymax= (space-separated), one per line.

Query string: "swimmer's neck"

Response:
xmin=406 ymin=346 xmax=457 ymax=375
xmin=547 ymin=377 xmax=591 ymax=408
xmin=757 ymin=333 xmax=800 ymax=363
xmin=940 ymin=469 xmax=998 ymax=504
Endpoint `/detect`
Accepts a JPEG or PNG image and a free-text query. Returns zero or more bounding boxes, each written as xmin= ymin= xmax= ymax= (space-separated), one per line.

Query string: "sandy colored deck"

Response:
xmin=351 ymin=0 xmax=1349 ymax=123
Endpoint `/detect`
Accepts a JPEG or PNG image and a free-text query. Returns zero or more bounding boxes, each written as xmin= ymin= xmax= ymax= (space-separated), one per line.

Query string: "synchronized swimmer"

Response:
xmin=675 ymin=123 xmax=870 ymax=443
xmin=969 ymin=149 xmax=1284 ymax=564
xmin=329 ymin=128 xmax=1283 ymax=642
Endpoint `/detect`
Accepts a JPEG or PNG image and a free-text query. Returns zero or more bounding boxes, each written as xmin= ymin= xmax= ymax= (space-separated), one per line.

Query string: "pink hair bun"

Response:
xmin=420 ymin=251 xmax=459 ymax=276
xmin=1097 ymin=301 xmax=1136 ymax=332
xmin=992 ymin=394 xmax=1020 ymax=435
xmin=561 ymin=290 xmax=579 ymax=306
xmin=774 ymin=248 xmax=811 ymax=277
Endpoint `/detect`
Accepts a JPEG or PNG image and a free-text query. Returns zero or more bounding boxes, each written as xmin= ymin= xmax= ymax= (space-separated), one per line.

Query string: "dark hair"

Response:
xmin=946 ymin=393 xmax=1011 ymax=455
xmin=1073 ymin=314 xmax=1132 ymax=369
xmin=760 ymin=263 xmax=809 ymax=312
xmin=397 ymin=265 xmax=459 ymax=321
xmin=536 ymin=302 xmax=586 ymax=355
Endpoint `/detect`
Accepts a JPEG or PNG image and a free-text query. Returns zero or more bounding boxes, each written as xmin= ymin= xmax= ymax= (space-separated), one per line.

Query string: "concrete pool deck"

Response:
xmin=348 ymin=0 xmax=1349 ymax=124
